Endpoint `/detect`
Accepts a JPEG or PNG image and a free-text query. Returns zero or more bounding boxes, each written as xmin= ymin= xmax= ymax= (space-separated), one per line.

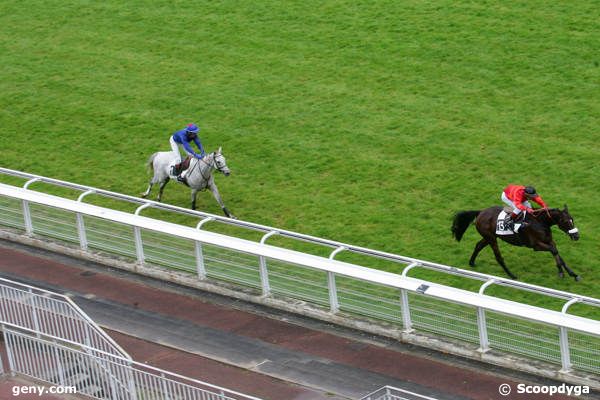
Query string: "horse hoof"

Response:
xmin=469 ymin=262 xmax=475 ymax=267
xmin=510 ymin=275 xmax=518 ymax=280
xmin=558 ymin=272 xmax=565 ymax=279
xmin=575 ymin=275 xmax=581 ymax=282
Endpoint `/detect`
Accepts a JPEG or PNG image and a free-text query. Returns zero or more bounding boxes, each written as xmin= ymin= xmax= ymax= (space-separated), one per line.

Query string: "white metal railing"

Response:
xmin=1 ymin=168 xmax=598 ymax=309
xmin=361 ymin=386 xmax=440 ymax=400
xmin=4 ymin=327 xmax=263 ymax=400
xmin=1 ymin=170 xmax=600 ymax=379
xmin=0 ymin=277 xmax=129 ymax=359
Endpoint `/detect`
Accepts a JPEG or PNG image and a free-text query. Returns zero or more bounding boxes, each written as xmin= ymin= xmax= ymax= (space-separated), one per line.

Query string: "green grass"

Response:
xmin=1 ymin=1 xmax=599 ymax=316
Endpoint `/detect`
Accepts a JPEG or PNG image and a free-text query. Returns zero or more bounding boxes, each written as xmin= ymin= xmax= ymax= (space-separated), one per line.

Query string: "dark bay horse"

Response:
xmin=451 ymin=206 xmax=580 ymax=280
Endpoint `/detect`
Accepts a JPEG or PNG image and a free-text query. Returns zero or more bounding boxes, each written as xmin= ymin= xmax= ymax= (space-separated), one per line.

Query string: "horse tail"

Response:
xmin=146 ymin=153 xmax=157 ymax=173
xmin=452 ymin=210 xmax=480 ymax=242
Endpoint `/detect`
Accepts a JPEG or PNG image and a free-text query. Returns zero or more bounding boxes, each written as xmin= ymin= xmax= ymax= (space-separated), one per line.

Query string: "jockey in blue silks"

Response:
xmin=170 ymin=123 xmax=205 ymax=182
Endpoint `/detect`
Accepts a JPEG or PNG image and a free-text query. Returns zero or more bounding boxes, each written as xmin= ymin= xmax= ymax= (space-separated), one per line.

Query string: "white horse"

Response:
xmin=141 ymin=147 xmax=235 ymax=218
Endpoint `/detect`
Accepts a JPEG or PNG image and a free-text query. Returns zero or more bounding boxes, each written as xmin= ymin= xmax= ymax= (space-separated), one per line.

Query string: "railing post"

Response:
xmin=401 ymin=261 xmax=421 ymax=277
xmin=29 ymin=289 xmax=41 ymax=338
xmin=127 ymin=360 xmax=138 ymax=400
xmin=476 ymin=308 xmax=489 ymax=353
xmin=76 ymin=213 xmax=88 ymax=251
xmin=258 ymin=231 xmax=279 ymax=296
xmin=399 ymin=263 xmax=419 ymax=334
xmin=133 ymin=204 xmax=152 ymax=266
xmin=559 ymin=298 xmax=579 ymax=373
xmin=559 ymin=327 xmax=572 ymax=373
xmin=5 ymin=331 xmax=16 ymax=376
xmin=327 ymin=272 xmax=339 ymax=313
xmin=329 ymin=246 xmax=346 ymax=260
xmin=326 ymin=247 xmax=345 ymax=314
xmin=476 ymin=279 xmax=495 ymax=353
xmin=195 ymin=218 xmax=215 ymax=280
xmin=21 ymin=177 xmax=41 ymax=235
xmin=133 ymin=227 xmax=144 ymax=265
xmin=54 ymin=344 xmax=66 ymax=386
xmin=161 ymin=372 xmax=171 ymax=400
xmin=76 ymin=190 xmax=95 ymax=251
xmin=22 ymin=200 xmax=33 ymax=234
xmin=400 ymin=289 xmax=413 ymax=333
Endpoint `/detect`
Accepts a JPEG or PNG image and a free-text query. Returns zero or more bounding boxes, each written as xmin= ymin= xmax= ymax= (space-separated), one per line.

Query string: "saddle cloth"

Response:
xmin=496 ymin=211 xmax=514 ymax=235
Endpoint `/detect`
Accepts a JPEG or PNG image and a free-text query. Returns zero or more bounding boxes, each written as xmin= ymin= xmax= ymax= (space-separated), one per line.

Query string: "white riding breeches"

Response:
xmin=501 ymin=192 xmax=532 ymax=215
xmin=169 ymin=136 xmax=183 ymax=163
xmin=169 ymin=136 xmax=197 ymax=178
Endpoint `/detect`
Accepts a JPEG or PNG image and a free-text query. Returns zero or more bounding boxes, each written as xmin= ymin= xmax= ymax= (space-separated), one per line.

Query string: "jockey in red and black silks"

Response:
xmin=501 ymin=184 xmax=548 ymax=231
xmin=169 ymin=123 xmax=206 ymax=182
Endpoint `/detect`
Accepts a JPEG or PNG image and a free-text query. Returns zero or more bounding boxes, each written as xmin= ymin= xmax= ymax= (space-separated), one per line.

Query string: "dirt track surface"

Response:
xmin=1 ymin=241 xmax=595 ymax=400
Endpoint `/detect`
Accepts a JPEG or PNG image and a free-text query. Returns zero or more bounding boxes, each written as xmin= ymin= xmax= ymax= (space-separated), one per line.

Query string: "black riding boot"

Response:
xmin=171 ymin=163 xmax=181 ymax=176
xmin=511 ymin=212 xmax=528 ymax=232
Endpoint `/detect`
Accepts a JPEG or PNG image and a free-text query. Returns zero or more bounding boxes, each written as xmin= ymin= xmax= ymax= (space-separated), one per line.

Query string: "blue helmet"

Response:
xmin=186 ymin=123 xmax=199 ymax=133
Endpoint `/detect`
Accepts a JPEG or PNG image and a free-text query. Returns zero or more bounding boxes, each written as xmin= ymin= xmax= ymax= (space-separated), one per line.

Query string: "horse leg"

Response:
xmin=533 ymin=242 xmax=579 ymax=281
xmin=190 ymin=189 xmax=198 ymax=210
xmin=556 ymin=253 xmax=579 ymax=281
xmin=141 ymin=181 xmax=153 ymax=198
xmin=208 ymin=182 xmax=235 ymax=219
xmin=157 ymin=179 xmax=169 ymax=202
xmin=141 ymin=170 xmax=162 ymax=198
xmin=488 ymin=239 xmax=518 ymax=280
xmin=469 ymin=239 xmax=489 ymax=267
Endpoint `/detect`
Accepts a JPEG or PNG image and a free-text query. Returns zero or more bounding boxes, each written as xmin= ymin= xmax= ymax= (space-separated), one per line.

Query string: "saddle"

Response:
xmin=171 ymin=156 xmax=191 ymax=176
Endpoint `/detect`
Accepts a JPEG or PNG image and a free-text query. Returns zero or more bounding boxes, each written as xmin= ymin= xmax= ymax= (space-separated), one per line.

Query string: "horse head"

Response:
xmin=556 ymin=204 xmax=579 ymax=241
xmin=213 ymin=147 xmax=230 ymax=177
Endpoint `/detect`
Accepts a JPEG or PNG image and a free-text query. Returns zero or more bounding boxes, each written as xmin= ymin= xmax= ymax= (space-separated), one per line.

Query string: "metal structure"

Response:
xmin=0 ymin=276 xmax=262 ymax=400
xmin=4 ymin=327 xmax=262 ymax=400
xmin=0 ymin=277 xmax=129 ymax=359
xmin=1 ymin=168 xmax=599 ymax=381
xmin=361 ymin=386 xmax=440 ymax=400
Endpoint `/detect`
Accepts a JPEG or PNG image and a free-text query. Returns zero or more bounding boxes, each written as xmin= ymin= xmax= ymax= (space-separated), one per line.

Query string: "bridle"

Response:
xmin=535 ymin=208 xmax=578 ymax=236
xmin=197 ymin=152 xmax=227 ymax=180
xmin=531 ymin=207 xmax=552 ymax=220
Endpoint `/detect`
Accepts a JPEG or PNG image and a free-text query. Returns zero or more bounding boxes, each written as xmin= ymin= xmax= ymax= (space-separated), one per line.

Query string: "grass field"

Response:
xmin=1 ymin=1 xmax=599 ymax=315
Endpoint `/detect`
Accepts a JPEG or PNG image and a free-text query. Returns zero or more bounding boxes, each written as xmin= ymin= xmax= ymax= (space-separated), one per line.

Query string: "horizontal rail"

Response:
xmin=2 ymin=167 xmax=599 ymax=309
xmin=1 ymin=183 xmax=599 ymax=336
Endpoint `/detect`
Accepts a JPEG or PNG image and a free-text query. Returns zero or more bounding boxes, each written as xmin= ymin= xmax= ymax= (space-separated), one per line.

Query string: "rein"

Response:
xmin=196 ymin=155 xmax=213 ymax=181
xmin=530 ymin=208 xmax=576 ymax=233
xmin=181 ymin=156 xmax=205 ymax=182
xmin=197 ymin=152 xmax=223 ymax=181
xmin=531 ymin=208 xmax=553 ymax=221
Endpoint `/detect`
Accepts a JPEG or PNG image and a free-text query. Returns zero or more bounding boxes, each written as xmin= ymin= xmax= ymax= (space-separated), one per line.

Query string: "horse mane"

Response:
xmin=530 ymin=208 xmax=560 ymax=225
